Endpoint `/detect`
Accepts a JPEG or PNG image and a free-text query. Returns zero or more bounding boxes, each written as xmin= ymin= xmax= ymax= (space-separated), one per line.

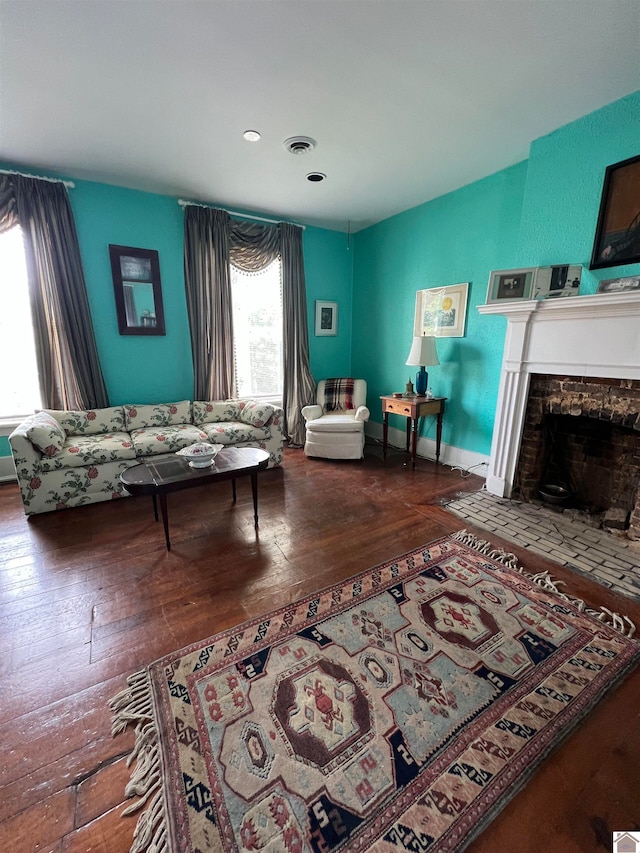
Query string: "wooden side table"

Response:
xmin=380 ymin=395 xmax=447 ymax=469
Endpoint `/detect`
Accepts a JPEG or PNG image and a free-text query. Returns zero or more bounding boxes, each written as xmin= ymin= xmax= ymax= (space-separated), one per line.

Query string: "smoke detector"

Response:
xmin=283 ymin=136 xmax=316 ymax=155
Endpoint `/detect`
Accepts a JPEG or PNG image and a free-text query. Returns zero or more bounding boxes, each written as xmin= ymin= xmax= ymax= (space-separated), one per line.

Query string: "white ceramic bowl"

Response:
xmin=175 ymin=442 xmax=224 ymax=468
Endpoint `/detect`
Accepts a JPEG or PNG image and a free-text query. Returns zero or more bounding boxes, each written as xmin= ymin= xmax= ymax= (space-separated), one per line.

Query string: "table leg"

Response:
xmin=159 ymin=492 xmax=171 ymax=551
xmin=152 ymin=493 xmax=158 ymax=522
xmin=435 ymin=411 xmax=443 ymax=465
xmin=382 ymin=412 xmax=389 ymax=460
xmin=405 ymin=418 xmax=411 ymax=453
xmin=251 ymin=472 xmax=259 ymax=527
xmin=232 ymin=478 xmax=237 ymax=503
xmin=411 ymin=417 xmax=418 ymax=469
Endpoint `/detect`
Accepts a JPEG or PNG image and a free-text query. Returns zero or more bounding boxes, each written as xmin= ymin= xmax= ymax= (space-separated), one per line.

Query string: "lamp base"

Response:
xmin=415 ymin=367 xmax=428 ymax=396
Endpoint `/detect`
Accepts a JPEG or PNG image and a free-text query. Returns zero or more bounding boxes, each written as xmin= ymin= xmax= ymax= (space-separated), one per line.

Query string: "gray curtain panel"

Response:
xmin=184 ymin=206 xmax=234 ymax=401
xmin=1 ymin=174 xmax=109 ymax=410
xmin=280 ymin=223 xmax=316 ymax=446
xmin=183 ymin=207 xmax=315 ymax=444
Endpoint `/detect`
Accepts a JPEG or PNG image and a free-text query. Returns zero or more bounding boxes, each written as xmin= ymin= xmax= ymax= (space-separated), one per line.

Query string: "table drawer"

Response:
xmin=383 ymin=399 xmax=414 ymax=416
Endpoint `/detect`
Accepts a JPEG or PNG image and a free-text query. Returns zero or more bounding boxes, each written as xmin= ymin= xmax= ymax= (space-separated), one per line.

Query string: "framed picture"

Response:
xmin=413 ymin=282 xmax=469 ymax=338
xmin=109 ymin=245 xmax=166 ymax=336
xmin=486 ymin=268 xmax=535 ymax=304
xmin=533 ymin=265 xmax=582 ymax=299
xmin=590 ymin=154 xmax=640 ymax=270
xmin=315 ymin=300 xmax=338 ymax=336
xmin=597 ymin=275 xmax=640 ymax=294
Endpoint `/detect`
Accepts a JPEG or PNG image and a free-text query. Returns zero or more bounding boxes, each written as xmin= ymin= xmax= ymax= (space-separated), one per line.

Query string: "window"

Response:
xmin=0 ymin=226 xmax=41 ymax=419
xmin=230 ymin=258 xmax=283 ymax=399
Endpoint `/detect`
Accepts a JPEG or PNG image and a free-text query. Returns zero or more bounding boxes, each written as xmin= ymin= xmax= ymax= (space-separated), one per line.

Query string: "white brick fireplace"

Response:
xmin=478 ymin=291 xmax=640 ymax=499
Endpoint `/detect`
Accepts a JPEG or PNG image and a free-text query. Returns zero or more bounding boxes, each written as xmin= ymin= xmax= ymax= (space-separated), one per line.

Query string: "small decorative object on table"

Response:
xmin=175 ymin=442 xmax=223 ymax=468
xmin=404 ymin=378 xmax=415 ymax=396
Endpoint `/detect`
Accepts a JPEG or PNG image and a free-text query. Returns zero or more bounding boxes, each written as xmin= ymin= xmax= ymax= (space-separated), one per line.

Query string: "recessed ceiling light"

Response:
xmin=243 ymin=130 xmax=261 ymax=142
xmin=306 ymin=172 xmax=326 ymax=182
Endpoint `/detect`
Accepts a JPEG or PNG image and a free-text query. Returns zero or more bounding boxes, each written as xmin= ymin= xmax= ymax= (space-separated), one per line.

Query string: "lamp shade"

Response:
xmin=405 ymin=335 xmax=440 ymax=367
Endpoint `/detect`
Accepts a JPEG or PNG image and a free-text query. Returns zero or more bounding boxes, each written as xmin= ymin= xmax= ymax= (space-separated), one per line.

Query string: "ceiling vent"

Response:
xmin=283 ymin=136 xmax=316 ymax=155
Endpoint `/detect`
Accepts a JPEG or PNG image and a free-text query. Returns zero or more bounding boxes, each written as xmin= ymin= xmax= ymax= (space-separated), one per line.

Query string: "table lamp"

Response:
xmin=406 ymin=335 xmax=439 ymax=396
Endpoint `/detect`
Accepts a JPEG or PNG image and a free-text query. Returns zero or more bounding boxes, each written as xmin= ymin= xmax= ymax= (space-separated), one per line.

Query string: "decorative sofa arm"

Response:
xmin=301 ymin=404 xmax=323 ymax=421
xmin=355 ymin=406 xmax=370 ymax=422
xmin=9 ymin=415 xmax=44 ymax=476
xmin=8 ymin=415 xmax=46 ymax=510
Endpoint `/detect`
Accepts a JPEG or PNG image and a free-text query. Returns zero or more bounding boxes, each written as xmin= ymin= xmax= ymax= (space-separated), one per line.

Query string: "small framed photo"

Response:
xmin=486 ymin=268 xmax=535 ymax=304
xmin=315 ymin=300 xmax=338 ymax=336
xmin=590 ymin=154 xmax=640 ymax=270
xmin=533 ymin=265 xmax=582 ymax=299
xmin=413 ymin=282 xmax=469 ymax=338
xmin=597 ymin=275 xmax=640 ymax=294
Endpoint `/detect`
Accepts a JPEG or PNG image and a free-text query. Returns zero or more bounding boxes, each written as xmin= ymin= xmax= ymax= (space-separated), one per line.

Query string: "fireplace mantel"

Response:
xmin=478 ymin=291 xmax=640 ymax=497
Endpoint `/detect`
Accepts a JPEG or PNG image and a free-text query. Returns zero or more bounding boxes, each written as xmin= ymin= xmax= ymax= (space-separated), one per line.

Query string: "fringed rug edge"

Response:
xmin=451 ymin=528 xmax=637 ymax=638
xmin=109 ymin=669 xmax=169 ymax=853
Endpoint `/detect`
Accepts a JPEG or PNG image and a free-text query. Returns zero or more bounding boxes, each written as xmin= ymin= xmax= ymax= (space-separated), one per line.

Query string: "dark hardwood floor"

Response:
xmin=1 ymin=442 xmax=639 ymax=852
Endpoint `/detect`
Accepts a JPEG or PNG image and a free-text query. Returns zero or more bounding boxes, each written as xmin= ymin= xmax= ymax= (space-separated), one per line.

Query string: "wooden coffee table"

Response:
xmin=120 ymin=446 xmax=270 ymax=550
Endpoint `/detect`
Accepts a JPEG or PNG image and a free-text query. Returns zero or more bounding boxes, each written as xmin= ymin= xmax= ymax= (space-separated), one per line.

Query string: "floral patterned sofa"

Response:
xmin=9 ymin=398 xmax=284 ymax=515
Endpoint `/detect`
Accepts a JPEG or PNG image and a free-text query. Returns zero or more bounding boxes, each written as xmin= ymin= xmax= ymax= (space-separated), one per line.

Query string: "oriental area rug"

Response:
xmin=110 ymin=531 xmax=640 ymax=853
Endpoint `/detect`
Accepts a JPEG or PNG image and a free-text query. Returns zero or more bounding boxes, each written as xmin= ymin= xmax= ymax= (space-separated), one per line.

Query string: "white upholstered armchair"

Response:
xmin=302 ymin=378 xmax=370 ymax=459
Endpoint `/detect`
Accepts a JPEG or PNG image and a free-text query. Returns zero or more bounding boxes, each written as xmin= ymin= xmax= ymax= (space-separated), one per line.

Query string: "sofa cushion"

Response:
xmin=193 ymin=400 xmax=241 ymax=425
xmin=124 ymin=400 xmax=192 ymax=431
xmin=239 ymin=400 xmax=276 ymax=427
xmin=47 ymin=406 xmax=126 ymax=436
xmin=39 ymin=433 xmax=137 ymax=471
xmin=201 ymin=421 xmax=270 ymax=445
xmin=129 ymin=424 xmax=208 ymax=457
xmin=26 ymin=412 xmax=66 ymax=457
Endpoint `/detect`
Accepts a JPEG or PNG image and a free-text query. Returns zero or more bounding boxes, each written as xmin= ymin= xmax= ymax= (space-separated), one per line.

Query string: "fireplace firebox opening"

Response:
xmin=513 ymin=375 xmax=640 ymax=539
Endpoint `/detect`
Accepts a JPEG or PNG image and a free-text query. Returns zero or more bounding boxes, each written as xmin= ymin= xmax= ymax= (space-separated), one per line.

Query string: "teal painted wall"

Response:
xmin=70 ymin=181 xmax=193 ymax=404
xmin=353 ymin=89 xmax=640 ymax=457
xmin=352 ymin=162 xmax=527 ymax=455
xmin=516 ymin=89 xmax=640 ymax=290
xmin=0 ymin=174 xmax=352 ymax=458
xmin=1 ymin=175 xmax=352 ymax=406
xmin=69 ymin=181 xmax=352 ymax=404
xmin=304 ymin=228 xmax=353 ymax=381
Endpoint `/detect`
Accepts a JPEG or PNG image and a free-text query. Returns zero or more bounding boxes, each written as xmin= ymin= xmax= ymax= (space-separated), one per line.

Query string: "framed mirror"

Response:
xmin=109 ymin=244 xmax=166 ymax=335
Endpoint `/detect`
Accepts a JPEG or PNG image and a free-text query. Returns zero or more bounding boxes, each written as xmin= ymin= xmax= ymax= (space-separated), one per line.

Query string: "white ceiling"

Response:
xmin=1 ymin=0 xmax=639 ymax=232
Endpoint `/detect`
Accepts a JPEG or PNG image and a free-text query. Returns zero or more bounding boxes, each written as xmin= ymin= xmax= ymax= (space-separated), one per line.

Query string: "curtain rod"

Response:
xmin=0 ymin=168 xmax=74 ymax=189
xmin=178 ymin=198 xmax=304 ymax=229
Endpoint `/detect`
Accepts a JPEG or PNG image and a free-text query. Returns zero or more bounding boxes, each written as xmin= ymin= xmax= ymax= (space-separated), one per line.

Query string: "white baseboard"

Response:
xmin=365 ymin=421 xmax=489 ymax=478
xmin=0 ymin=455 xmax=16 ymax=483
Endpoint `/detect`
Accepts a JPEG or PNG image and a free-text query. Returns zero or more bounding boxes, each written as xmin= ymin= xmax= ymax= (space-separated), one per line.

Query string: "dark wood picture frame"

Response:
xmin=590 ymin=154 xmax=640 ymax=270
xmin=109 ymin=244 xmax=166 ymax=336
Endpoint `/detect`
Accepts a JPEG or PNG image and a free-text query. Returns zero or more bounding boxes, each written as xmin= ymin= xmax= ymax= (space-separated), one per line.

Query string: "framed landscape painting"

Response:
xmin=413 ymin=282 xmax=469 ymax=338
xmin=590 ymin=154 xmax=640 ymax=270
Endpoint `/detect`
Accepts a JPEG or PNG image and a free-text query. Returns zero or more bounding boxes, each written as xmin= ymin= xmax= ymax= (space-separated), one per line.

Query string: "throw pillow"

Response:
xmin=124 ymin=400 xmax=191 ymax=431
xmin=48 ymin=406 xmax=126 ymax=436
xmin=26 ymin=412 xmax=66 ymax=457
xmin=239 ymin=400 xmax=275 ymax=428
xmin=193 ymin=400 xmax=241 ymax=425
